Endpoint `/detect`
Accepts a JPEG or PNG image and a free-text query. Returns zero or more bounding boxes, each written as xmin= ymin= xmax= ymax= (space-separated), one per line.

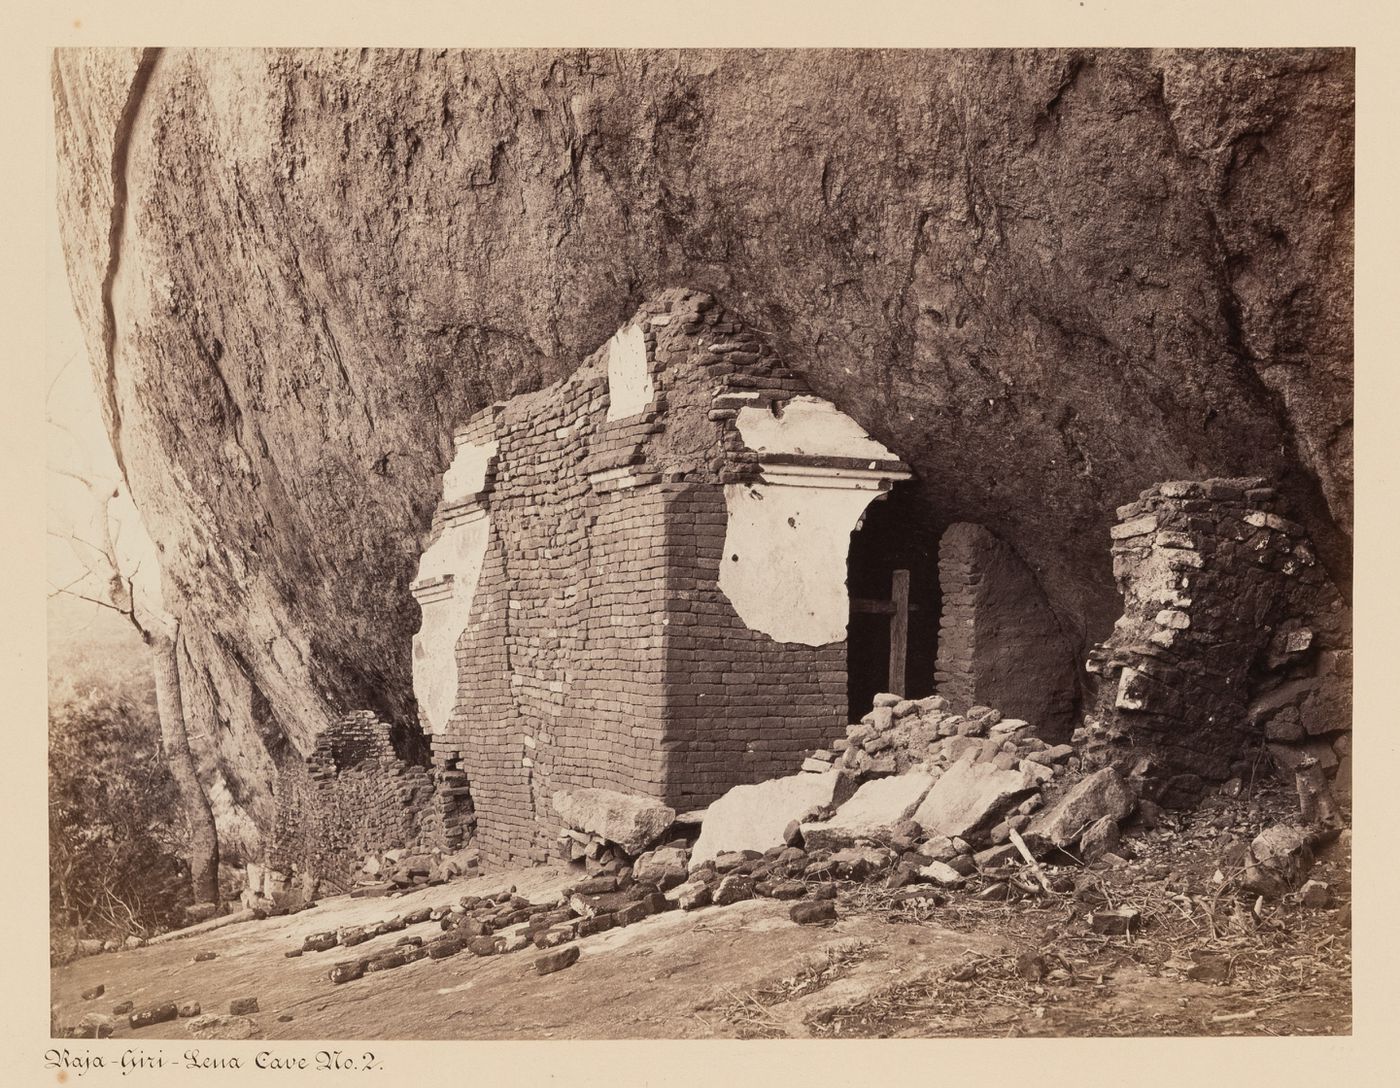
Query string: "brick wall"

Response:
xmin=417 ymin=289 xmax=908 ymax=863
xmin=933 ymin=522 xmax=1077 ymax=739
xmin=269 ymin=711 xmax=470 ymax=883
xmin=660 ymin=483 xmax=848 ymax=810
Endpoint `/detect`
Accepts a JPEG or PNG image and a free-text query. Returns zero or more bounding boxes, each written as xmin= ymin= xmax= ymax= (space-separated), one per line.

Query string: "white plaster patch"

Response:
xmin=440 ymin=438 xmax=497 ymax=502
xmin=411 ymin=439 xmax=495 ymax=734
xmin=720 ymin=394 xmax=908 ymax=646
xmin=605 ymin=324 xmax=653 ymax=421
xmin=718 ymin=480 xmax=886 ymax=646
xmin=735 ymin=395 xmax=898 ymax=461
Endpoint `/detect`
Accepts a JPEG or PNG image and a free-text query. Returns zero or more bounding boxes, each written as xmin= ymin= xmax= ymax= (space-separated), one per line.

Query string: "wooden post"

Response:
xmin=850 ymin=569 xmax=915 ymax=697
xmin=888 ymin=569 xmax=910 ymax=696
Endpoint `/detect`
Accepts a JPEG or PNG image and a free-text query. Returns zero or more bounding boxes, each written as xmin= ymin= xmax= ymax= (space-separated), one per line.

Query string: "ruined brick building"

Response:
xmin=408 ymin=289 xmax=921 ymax=863
xmin=270 ymin=288 xmax=1350 ymax=875
xmin=393 ymin=288 xmax=1350 ymax=867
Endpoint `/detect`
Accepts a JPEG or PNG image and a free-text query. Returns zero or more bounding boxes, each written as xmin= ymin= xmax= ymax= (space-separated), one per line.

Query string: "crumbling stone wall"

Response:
xmin=269 ymin=711 xmax=471 ymax=883
xmin=1084 ymin=478 xmax=1351 ymax=805
xmin=414 ymin=289 xmax=909 ymax=864
xmin=933 ymin=523 xmax=1078 ymax=739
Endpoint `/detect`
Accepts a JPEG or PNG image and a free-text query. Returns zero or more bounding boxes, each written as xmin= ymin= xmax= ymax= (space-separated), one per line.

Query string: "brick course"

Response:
xmin=933 ymin=522 xmax=1078 ymax=739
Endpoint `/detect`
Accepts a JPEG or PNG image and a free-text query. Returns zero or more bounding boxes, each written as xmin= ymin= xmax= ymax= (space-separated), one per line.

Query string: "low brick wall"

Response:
xmin=269 ymin=711 xmax=471 ymax=883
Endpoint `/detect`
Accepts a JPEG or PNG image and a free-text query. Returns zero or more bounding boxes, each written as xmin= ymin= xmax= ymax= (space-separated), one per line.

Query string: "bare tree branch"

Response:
xmin=50 ymin=464 xmax=103 ymax=492
xmin=46 ymin=529 xmax=110 ymax=557
xmin=47 ymin=574 xmax=92 ymax=600
xmin=49 ymin=586 xmax=135 ymax=620
xmin=45 ymin=349 xmax=81 ymax=405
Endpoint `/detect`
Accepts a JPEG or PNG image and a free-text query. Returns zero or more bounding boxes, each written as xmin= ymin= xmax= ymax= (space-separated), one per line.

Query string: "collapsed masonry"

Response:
xmin=1081 ymin=479 xmax=1352 ymax=807
xmin=409 ymin=289 xmax=912 ymax=865
xmin=264 ymin=291 xmax=1349 ymax=884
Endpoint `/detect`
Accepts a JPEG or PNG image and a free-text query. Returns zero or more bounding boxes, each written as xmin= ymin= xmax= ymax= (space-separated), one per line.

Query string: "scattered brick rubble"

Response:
xmin=261 ymin=692 xmax=1162 ymax=990
xmin=55 ymin=758 xmax=1348 ymax=1038
xmin=56 ymin=471 xmax=1352 ymax=1032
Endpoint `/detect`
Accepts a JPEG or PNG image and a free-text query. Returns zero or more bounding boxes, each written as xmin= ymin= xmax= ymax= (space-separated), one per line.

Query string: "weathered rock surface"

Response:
xmin=1241 ymin=824 xmax=1316 ymax=897
xmin=52 ymin=49 xmax=1353 ymax=839
xmin=692 ymin=771 xmax=844 ymax=864
xmin=186 ymin=1013 xmax=260 ymax=1040
xmin=550 ymin=788 xmax=675 ymax=856
xmin=912 ymin=760 xmax=1038 ymax=845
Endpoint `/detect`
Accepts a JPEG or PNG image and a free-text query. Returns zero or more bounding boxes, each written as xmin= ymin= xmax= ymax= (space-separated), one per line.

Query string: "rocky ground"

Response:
xmin=51 ymin=774 xmax=1349 ymax=1041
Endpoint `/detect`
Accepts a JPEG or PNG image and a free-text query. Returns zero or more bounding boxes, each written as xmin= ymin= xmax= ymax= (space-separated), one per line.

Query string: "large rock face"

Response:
xmin=52 ymin=48 xmax=1353 ymax=842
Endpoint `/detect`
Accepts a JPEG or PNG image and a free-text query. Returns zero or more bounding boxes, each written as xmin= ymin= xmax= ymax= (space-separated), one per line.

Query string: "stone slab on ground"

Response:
xmin=800 ymin=771 xmax=936 ymax=850
xmin=692 ymin=771 xmax=845 ymax=865
xmin=551 ymin=788 xmax=676 ymax=855
xmin=1027 ymin=767 xmax=1137 ymax=849
xmin=912 ymin=761 xmax=1038 ymax=844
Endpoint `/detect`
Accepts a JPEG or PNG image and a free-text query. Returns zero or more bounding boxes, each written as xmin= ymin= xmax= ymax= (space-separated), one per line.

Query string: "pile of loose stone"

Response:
xmin=341 ymin=844 xmax=481 ymax=898
xmin=669 ymin=691 xmax=1169 ymax=913
xmin=555 ymin=827 xmax=631 ymax=875
xmin=803 ymin=692 xmax=1076 ymax=786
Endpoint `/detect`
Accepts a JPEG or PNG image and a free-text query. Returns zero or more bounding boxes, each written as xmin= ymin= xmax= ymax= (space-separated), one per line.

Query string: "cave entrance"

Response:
xmin=846 ymin=481 xmax=941 ymax=721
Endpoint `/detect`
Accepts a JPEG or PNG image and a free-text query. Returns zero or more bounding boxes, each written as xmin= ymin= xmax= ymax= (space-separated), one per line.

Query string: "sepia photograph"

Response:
xmin=26 ymin=6 xmax=1377 ymax=1070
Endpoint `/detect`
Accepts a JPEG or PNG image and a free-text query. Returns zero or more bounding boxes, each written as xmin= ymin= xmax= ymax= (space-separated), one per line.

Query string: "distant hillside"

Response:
xmin=47 ymin=593 xmax=153 ymax=714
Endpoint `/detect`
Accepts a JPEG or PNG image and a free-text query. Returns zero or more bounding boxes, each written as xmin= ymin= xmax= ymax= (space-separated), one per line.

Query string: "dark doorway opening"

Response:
xmin=846 ymin=481 xmax=941 ymax=721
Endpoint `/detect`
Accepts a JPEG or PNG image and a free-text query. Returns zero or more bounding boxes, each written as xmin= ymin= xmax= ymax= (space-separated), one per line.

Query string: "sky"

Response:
xmin=45 ymin=194 xmax=139 ymax=659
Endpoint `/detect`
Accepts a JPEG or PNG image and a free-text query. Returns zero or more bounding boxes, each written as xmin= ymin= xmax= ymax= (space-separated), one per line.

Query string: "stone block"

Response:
xmin=800 ymin=771 xmax=937 ymax=850
xmin=665 ymin=880 xmax=712 ymax=910
xmin=692 ymin=771 xmax=845 ymax=864
xmin=916 ymin=861 xmax=965 ymax=886
xmin=129 ymin=1003 xmax=178 ymax=1029
xmin=790 ymin=900 xmax=838 ymax=925
xmin=713 ymin=875 xmax=756 ymax=905
xmin=1242 ymin=825 xmax=1315 ymax=898
xmin=535 ymin=946 xmax=580 ymax=975
xmin=912 ymin=760 xmax=1038 ymax=845
xmin=1028 ymin=768 xmax=1137 ymax=849
xmin=551 ymin=787 xmax=676 ymax=855
xmin=632 ymin=846 xmax=690 ymax=890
